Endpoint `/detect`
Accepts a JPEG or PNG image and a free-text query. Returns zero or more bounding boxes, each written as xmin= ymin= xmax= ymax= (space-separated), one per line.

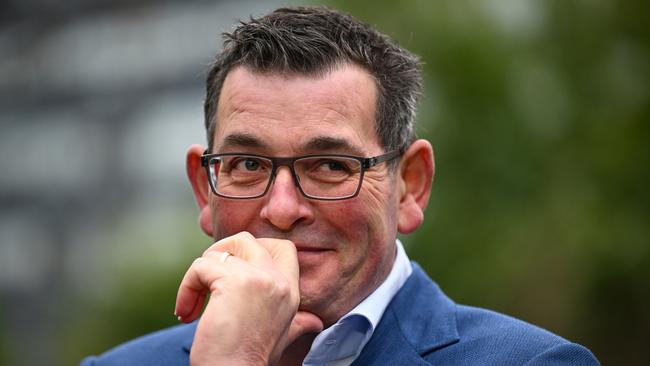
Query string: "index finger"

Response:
xmin=256 ymin=238 xmax=299 ymax=285
xmin=206 ymin=231 xmax=275 ymax=269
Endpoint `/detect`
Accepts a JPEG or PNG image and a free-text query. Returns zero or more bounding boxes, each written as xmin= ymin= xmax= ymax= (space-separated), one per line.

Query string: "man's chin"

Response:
xmin=297 ymin=280 xmax=339 ymax=323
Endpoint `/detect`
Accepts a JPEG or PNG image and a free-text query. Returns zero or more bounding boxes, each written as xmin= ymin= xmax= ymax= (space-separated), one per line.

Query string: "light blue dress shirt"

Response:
xmin=303 ymin=240 xmax=412 ymax=366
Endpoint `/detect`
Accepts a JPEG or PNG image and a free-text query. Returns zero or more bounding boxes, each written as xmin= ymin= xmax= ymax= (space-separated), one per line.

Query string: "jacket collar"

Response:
xmin=351 ymin=262 xmax=459 ymax=365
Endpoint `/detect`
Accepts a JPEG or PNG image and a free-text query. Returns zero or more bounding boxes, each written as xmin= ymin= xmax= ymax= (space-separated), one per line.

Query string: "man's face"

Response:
xmin=208 ymin=65 xmax=400 ymax=325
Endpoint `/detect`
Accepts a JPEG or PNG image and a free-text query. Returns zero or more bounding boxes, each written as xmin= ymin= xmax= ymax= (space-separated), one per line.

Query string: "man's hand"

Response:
xmin=174 ymin=232 xmax=324 ymax=366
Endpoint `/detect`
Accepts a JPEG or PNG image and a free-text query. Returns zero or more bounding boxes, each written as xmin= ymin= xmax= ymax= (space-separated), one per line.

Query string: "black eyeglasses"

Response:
xmin=200 ymin=150 xmax=400 ymax=200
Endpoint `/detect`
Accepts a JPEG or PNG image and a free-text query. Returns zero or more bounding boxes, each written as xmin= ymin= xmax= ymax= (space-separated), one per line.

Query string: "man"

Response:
xmin=82 ymin=6 xmax=599 ymax=366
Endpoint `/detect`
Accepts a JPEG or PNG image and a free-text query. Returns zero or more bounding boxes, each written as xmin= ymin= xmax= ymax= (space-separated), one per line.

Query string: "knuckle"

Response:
xmin=188 ymin=258 xmax=209 ymax=277
xmin=191 ymin=257 xmax=205 ymax=267
xmin=191 ymin=257 xmax=212 ymax=273
xmin=279 ymin=238 xmax=293 ymax=245
xmin=203 ymin=250 xmax=220 ymax=260
xmin=252 ymin=271 xmax=276 ymax=290
xmin=234 ymin=231 xmax=255 ymax=244
xmin=282 ymin=239 xmax=297 ymax=254
xmin=213 ymin=231 xmax=257 ymax=254
xmin=240 ymin=231 xmax=255 ymax=239
xmin=201 ymin=242 xmax=220 ymax=256
xmin=274 ymin=280 xmax=292 ymax=299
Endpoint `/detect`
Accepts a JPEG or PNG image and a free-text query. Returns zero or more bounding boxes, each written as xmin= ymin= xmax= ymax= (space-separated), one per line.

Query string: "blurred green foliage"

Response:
xmin=63 ymin=1 xmax=649 ymax=365
xmin=321 ymin=0 xmax=649 ymax=364
xmin=59 ymin=209 xmax=208 ymax=365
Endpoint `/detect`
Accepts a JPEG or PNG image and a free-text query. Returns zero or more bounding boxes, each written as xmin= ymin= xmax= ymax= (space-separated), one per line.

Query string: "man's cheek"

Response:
xmin=359 ymin=192 xmax=392 ymax=231
xmin=212 ymin=201 xmax=256 ymax=237
xmin=323 ymin=201 xmax=369 ymax=234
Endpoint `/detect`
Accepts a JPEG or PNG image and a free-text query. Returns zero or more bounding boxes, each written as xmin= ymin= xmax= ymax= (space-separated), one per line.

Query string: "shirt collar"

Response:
xmin=303 ymin=239 xmax=412 ymax=366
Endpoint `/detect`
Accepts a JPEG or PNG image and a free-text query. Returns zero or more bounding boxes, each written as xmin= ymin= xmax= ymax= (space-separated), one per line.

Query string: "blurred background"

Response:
xmin=1 ymin=0 xmax=647 ymax=365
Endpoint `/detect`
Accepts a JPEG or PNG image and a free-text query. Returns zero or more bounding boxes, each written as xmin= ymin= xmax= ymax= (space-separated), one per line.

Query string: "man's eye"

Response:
xmin=322 ymin=160 xmax=345 ymax=171
xmin=314 ymin=159 xmax=353 ymax=173
xmin=234 ymin=158 xmax=262 ymax=171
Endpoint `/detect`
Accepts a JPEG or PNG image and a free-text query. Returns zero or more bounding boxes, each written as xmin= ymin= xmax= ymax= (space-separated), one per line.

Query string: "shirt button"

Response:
xmin=325 ymin=339 xmax=337 ymax=345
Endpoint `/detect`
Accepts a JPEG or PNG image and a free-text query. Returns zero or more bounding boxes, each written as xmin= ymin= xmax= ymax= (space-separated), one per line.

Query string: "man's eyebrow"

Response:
xmin=219 ymin=133 xmax=267 ymax=150
xmin=218 ymin=134 xmax=364 ymax=155
xmin=305 ymin=137 xmax=364 ymax=155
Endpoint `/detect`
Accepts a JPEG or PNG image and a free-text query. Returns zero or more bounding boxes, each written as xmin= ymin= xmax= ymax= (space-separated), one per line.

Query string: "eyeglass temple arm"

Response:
xmin=200 ymin=150 xmax=211 ymax=167
xmin=362 ymin=150 xmax=401 ymax=169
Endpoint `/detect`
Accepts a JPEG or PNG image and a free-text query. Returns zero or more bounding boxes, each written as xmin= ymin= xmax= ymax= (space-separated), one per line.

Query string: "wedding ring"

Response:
xmin=219 ymin=251 xmax=232 ymax=264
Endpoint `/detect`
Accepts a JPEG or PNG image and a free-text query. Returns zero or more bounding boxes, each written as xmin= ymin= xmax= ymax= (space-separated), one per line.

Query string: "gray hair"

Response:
xmin=204 ymin=6 xmax=422 ymax=156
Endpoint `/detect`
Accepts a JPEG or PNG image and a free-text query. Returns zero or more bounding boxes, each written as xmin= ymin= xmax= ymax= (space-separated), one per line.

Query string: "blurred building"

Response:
xmin=0 ymin=1 xmax=284 ymax=365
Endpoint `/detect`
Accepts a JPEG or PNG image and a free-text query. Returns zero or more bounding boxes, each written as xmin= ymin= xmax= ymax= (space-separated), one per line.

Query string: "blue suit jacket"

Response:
xmin=81 ymin=263 xmax=599 ymax=365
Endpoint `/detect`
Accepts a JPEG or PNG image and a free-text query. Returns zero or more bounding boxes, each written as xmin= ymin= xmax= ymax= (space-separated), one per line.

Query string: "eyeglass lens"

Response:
xmin=209 ymin=155 xmax=363 ymax=199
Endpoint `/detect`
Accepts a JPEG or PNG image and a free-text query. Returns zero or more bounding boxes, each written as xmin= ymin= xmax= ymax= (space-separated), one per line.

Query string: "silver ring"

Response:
xmin=219 ymin=251 xmax=232 ymax=264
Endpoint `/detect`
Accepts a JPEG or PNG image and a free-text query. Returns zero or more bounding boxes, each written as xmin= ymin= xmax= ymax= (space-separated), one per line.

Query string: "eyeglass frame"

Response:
xmin=200 ymin=150 xmax=401 ymax=201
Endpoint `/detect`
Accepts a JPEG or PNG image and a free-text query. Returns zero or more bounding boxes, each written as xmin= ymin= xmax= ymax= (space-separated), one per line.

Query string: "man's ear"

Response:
xmin=397 ymin=139 xmax=435 ymax=234
xmin=186 ymin=144 xmax=214 ymax=237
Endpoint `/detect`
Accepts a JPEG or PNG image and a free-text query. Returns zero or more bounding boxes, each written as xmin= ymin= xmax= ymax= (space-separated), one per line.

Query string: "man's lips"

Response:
xmin=295 ymin=246 xmax=331 ymax=252
xmin=293 ymin=243 xmax=335 ymax=252
xmin=295 ymin=246 xmax=335 ymax=263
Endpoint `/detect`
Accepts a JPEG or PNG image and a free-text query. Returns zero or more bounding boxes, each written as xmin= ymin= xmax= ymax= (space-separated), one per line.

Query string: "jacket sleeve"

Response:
xmin=79 ymin=356 xmax=97 ymax=366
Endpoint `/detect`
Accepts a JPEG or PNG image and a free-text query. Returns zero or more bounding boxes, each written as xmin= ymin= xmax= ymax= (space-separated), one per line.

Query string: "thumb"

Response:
xmin=286 ymin=311 xmax=324 ymax=344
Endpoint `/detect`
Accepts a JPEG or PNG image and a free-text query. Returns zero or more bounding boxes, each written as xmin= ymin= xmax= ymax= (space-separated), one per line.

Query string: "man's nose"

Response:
xmin=259 ymin=167 xmax=313 ymax=231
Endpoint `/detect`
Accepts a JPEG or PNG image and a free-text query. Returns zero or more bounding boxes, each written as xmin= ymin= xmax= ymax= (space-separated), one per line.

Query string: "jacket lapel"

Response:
xmin=351 ymin=263 xmax=459 ymax=365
